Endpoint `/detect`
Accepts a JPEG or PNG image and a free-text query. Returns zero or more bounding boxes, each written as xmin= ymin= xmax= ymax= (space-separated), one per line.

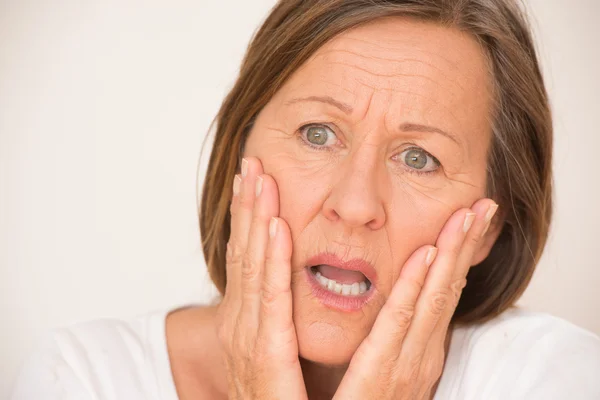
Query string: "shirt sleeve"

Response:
xmin=10 ymin=331 xmax=93 ymax=400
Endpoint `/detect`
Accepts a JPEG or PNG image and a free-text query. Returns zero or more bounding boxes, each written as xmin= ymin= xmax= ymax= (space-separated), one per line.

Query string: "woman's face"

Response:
xmin=244 ymin=17 xmax=494 ymax=365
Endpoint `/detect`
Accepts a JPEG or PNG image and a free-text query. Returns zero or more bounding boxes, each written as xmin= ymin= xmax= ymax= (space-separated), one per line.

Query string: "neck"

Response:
xmin=175 ymin=305 xmax=453 ymax=400
xmin=300 ymin=357 xmax=347 ymax=400
xmin=299 ymin=326 xmax=454 ymax=400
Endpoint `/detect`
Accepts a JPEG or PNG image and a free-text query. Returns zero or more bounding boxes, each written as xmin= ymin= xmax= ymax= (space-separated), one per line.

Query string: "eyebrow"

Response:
xmin=399 ymin=122 xmax=461 ymax=145
xmin=285 ymin=96 xmax=353 ymax=114
xmin=285 ymin=96 xmax=461 ymax=145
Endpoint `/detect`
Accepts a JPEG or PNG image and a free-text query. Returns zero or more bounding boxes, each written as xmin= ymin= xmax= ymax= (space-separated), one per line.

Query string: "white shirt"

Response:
xmin=10 ymin=307 xmax=600 ymax=399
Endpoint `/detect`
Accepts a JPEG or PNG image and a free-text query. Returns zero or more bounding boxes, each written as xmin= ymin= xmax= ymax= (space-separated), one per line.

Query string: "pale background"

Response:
xmin=1 ymin=0 xmax=599 ymax=397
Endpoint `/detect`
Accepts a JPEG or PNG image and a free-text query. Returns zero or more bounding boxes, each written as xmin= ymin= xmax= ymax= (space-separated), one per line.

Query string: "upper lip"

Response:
xmin=305 ymin=252 xmax=378 ymax=287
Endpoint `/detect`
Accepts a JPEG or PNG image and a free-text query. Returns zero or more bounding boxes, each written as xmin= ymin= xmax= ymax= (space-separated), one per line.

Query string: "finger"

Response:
xmin=455 ymin=199 xmax=499 ymax=281
xmin=225 ymin=173 xmax=242 ymax=298
xmin=333 ymin=245 xmax=437 ymax=399
xmin=258 ymin=215 xmax=295 ymax=339
xmin=227 ymin=157 xmax=263 ymax=299
xmin=241 ymin=174 xmax=281 ymax=320
xmin=430 ymin=199 xmax=498 ymax=345
xmin=349 ymin=245 xmax=437 ymax=370
xmin=398 ymin=208 xmax=474 ymax=361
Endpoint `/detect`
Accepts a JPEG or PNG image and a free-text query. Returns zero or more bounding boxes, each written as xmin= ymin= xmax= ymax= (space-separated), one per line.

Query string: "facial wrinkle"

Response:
xmin=327 ymin=238 xmax=383 ymax=269
xmin=360 ymin=90 xmax=375 ymax=122
xmin=325 ymin=58 xmax=455 ymax=92
xmin=397 ymin=178 xmax=456 ymax=210
xmin=342 ymin=25 xmax=483 ymax=78
xmin=329 ymin=40 xmax=468 ymax=93
xmin=373 ymin=84 xmax=463 ymax=126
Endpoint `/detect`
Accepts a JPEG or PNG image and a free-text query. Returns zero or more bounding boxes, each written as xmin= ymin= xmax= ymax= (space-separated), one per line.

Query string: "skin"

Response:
xmin=166 ymin=17 xmax=502 ymax=399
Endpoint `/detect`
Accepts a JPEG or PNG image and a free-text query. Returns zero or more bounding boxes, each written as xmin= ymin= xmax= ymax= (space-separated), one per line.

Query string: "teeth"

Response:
xmin=341 ymin=284 xmax=351 ymax=295
xmin=359 ymin=281 xmax=367 ymax=293
xmin=314 ymin=270 xmax=369 ymax=296
xmin=327 ymin=280 xmax=335 ymax=291
xmin=334 ymin=283 xmax=342 ymax=294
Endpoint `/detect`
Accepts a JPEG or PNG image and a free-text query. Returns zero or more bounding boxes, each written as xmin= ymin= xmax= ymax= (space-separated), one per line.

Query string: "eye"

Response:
xmin=397 ymin=147 xmax=440 ymax=173
xmin=300 ymin=124 xmax=338 ymax=148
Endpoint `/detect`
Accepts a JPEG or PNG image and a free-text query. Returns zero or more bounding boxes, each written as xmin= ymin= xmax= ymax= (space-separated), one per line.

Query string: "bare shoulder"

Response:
xmin=166 ymin=305 xmax=227 ymax=400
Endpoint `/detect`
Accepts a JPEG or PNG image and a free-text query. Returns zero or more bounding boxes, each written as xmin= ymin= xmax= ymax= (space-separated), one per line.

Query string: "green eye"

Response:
xmin=301 ymin=124 xmax=337 ymax=148
xmin=398 ymin=147 xmax=440 ymax=173
xmin=306 ymin=126 xmax=329 ymax=145
xmin=405 ymin=149 xmax=427 ymax=169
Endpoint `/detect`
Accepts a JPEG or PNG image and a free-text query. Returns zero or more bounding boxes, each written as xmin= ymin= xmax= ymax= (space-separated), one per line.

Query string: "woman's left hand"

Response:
xmin=333 ymin=199 xmax=498 ymax=400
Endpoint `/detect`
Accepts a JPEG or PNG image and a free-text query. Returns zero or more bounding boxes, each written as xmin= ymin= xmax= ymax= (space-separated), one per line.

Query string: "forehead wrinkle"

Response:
xmin=319 ymin=56 xmax=466 ymax=99
xmin=354 ymin=77 xmax=463 ymax=116
xmin=338 ymin=21 xmax=486 ymax=76
xmin=318 ymin=48 xmax=468 ymax=94
xmin=313 ymin=78 xmax=357 ymax=98
xmin=380 ymin=88 xmax=460 ymax=126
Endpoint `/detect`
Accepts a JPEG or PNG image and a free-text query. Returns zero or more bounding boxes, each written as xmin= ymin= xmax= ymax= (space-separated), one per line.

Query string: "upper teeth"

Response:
xmin=314 ymin=271 xmax=368 ymax=296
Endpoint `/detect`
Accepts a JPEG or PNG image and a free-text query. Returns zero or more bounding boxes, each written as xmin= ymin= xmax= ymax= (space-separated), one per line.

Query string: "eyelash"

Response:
xmin=296 ymin=123 xmax=442 ymax=176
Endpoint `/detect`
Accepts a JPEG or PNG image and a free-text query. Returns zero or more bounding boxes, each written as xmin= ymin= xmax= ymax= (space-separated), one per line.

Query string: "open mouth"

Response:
xmin=309 ymin=264 xmax=372 ymax=296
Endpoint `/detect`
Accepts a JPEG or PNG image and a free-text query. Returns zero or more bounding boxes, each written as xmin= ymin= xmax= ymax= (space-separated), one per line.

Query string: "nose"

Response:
xmin=321 ymin=152 xmax=386 ymax=230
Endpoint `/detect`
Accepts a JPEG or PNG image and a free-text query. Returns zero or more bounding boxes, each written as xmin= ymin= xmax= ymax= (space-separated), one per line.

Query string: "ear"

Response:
xmin=471 ymin=212 xmax=504 ymax=266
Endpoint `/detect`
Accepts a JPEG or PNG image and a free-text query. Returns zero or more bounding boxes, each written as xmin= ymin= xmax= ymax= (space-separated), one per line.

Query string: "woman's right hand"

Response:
xmin=216 ymin=157 xmax=308 ymax=400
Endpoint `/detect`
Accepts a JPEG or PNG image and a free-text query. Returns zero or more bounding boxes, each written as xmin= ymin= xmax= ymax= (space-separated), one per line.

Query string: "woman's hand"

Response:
xmin=216 ymin=157 xmax=308 ymax=400
xmin=333 ymin=199 xmax=499 ymax=400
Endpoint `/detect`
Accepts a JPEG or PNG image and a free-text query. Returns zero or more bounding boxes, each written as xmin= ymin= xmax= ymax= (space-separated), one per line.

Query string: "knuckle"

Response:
xmin=238 ymin=193 xmax=254 ymax=210
xmin=387 ymin=303 xmax=415 ymax=330
xmin=468 ymin=233 xmax=482 ymax=246
xmin=226 ymin=241 xmax=244 ymax=265
xmin=429 ymin=290 xmax=449 ymax=315
xmin=261 ymin=281 xmax=288 ymax=310
xmin=241 ymin=252 xmax=261 ymax=282
xmin=450 ymin=278 xmax=467 ymax=306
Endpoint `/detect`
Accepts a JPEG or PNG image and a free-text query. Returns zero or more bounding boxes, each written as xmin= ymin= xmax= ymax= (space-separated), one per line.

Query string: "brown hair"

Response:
xmin=199 ymin=0 xmax=552 ymax=324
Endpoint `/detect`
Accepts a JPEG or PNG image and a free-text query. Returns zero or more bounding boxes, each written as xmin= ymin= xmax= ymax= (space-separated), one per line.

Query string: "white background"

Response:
xmin=1 ymin=0 xmax=599 ymax=397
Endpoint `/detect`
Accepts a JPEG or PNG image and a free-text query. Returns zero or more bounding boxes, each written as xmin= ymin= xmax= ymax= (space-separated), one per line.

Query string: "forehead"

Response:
xmin=275 ymin=17 xmax=493 ymax=136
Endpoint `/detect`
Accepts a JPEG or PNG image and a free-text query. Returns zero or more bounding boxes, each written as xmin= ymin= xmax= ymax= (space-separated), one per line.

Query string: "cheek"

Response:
xmin=382 ymin=182 xmax=479 ymax=282
xmin=273 ymin=163 xmax=330 ymax=241
xmin=245 ymin=137 xmax=331 ymax=234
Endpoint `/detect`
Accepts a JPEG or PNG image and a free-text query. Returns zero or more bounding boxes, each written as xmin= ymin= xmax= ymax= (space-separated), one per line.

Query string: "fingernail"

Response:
xmin=482 ymin=203 xmax=498 ymax=236
xmin=485 ymin=203 xmax=499 ymax=224
xmin=233 ymin=175 xmax=241 ymax=196
xmin=425 ymin=246 xmax=438 ymax=267
xmin=463 ymin=212 xmax=476 ymax=233
xmin=269 ymin=217 xmax=278 ymax=239
xmin=241 ymin=158 xmax=248 ymax=178
xmin=255 ymin=176 xmax=263 ymax=197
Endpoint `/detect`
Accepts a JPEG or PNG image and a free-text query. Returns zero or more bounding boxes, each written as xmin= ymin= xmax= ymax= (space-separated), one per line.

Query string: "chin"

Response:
xmin=291 ymin=275 xmax=378 ymax=366
xmin=294 ymin=316 xmax=362 ymax=366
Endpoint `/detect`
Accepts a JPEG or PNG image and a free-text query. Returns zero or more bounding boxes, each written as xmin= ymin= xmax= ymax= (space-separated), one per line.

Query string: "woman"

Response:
xmin=12 ymin=0 xmax=600 ymax=399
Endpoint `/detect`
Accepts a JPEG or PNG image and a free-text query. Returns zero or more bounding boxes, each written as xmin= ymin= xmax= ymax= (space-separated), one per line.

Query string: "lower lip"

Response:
xmin=304 ymin=267 xmax=375 ymax=312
